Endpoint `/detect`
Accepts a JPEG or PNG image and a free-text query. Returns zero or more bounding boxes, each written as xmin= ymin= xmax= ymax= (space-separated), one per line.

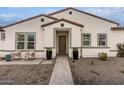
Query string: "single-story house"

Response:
xmin=0 ymin=7 xmax=124 ymax=59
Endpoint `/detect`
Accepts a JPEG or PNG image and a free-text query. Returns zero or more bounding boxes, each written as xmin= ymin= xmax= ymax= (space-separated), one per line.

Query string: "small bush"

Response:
xmin=120 ymin=70 xmax=124 ymax=74
xmin=91 ymin=60 xmax=94 ymax=65
xmin=117 ymin=43 xmax=124 ymax=57
xmin=98 ymin=52 xmax=108 ymax=61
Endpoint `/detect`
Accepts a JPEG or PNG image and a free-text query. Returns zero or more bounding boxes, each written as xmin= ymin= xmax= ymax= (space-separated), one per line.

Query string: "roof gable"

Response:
xmin=0 ymin=27 xmax=4 ymax=32
xmin=49 ymin=7 xmax=119 ymax=25
xmin=41 ymin=18 xmax=84 ymax=28
xmin=3 ymin=14 xmax=58 ymax=28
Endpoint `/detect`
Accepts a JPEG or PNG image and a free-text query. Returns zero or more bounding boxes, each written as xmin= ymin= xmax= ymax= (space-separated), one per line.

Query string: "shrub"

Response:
xmin=47 ymin=48 xmax=52 ymax=51
xmin=98 ymin=52 xmax=108 ymax=61
xmin=120 ymin=70 xmax=124 ymax=74
xmin=117 ymin=43 xmax=124 ymax=57
xmin=91 ymin=60 xmax=94 ymax=65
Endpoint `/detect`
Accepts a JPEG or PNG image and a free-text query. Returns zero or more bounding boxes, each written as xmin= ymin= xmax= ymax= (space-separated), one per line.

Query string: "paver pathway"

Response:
xmin=49 ymin=56 xmax=74 ymax=85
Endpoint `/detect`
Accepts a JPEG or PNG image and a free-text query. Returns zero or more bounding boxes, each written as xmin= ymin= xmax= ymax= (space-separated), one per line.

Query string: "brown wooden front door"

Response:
xmin=58 ymin=36 xmax=66 ymax=54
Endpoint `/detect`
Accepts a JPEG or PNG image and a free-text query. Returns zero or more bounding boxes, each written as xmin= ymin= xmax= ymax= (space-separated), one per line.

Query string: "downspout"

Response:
xmin=80 ymin=28 xmax=83 ymax=58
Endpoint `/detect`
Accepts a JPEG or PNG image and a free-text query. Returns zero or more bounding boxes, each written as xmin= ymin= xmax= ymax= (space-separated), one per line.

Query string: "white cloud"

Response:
xmin=0 ymin=13 xmax=23 ymax=21
xmin=44 ymin=8 xmax=58 ymax=14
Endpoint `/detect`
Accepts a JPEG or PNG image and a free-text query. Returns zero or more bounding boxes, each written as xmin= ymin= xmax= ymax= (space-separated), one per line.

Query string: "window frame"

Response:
xmin=82 ymin=33 xmax=91 ymax=47
xmin=16 ymin=32 xmax=36 ymax=51
xmin=97 ymin=33 xmax=107 ymax=47
xmin=41 ymin=18 xmax=44 ymax=22
xmin=1 ymin=32 xmax=5 ymax=41
xmin=69 ymin=11 xmax=72 ymax=15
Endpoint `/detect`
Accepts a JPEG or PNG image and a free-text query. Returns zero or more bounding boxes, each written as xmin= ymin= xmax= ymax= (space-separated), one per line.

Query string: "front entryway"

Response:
xmin=56 ymin=31 xmax=69 ymax=55
xmin=58 ymin=36 xmax=66 ymax=54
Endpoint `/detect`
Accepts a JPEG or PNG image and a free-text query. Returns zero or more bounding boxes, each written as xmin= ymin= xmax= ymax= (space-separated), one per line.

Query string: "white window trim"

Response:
xmin=16 ymin=32 xmax=36 ymax=51
xmin=82 ymin=33 xmax=91 ymax=47
xmin=97 ymin=33 xmax=107 ymax=47
xmin=1 ymin=32 xmax=5 ymax=41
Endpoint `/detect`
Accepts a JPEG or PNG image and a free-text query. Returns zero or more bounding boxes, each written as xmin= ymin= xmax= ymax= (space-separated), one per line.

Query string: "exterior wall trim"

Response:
xmin=109 ymin=50 xmax=117 ymax=52
xmin=82 ymin=47 xmax=110 ymax=49
xmin=0 ymin=50 xmax=44 ymax=52
xmin=54 ymin=28 xmax=71 ymax=56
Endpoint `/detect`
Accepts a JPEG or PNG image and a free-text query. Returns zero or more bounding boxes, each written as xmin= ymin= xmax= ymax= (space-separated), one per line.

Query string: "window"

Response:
xmin=82 ymin=34 xmax=91 ymax=47
xmin=61 ymin=23 xmax=64 ymax=27
xmin=1 ymin=32 xmax=5 ymax=41
xmin=27 ymin=33 xmax=35 ymax=49
xmin=98 ymin=34 xmax=107 ymax=47
xmin=41 ymin=18 xmax=44 ymax=22
xmin=69 ymin=11 xmax=72 ymax=15
xmin=16 ymin=32 xmax=36 ymax=50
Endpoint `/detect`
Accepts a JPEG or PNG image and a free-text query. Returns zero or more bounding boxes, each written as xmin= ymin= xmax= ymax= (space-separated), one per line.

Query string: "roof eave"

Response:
xmin=49 ymin=7 xmax=119 ymax=25
xmin=2 ymin=14 xmax=58 ymax=28
xmin=41 ymin=18 xmax=84 ymax=28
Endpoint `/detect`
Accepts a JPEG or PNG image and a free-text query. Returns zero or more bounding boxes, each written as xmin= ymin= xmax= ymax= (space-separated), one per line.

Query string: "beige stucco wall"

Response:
xmin=109 ymin=30 xmax=124 ymax=57
xmin=2 ymin=16 xmax=55 ymax=58
xmin=51 ymin=9 xmax=119 ymax=57
xmin=0 ymin=32 xmax=5 ymax=57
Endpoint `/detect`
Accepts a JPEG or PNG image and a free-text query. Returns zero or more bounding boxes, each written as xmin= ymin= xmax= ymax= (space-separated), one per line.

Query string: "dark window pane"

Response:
xmin=99 ymin=41 xmax=106 ymax=46
xmin=17 ymin=42 xmax=24 ymax=49
xmin=83 ymin=41 xmax=90 ymax=45
xmin=69 ymin=11 xmax=72 ymax=15
xmin=83 ymin=34 xmax=90 ymax=46
xmin=98 ymin=34 xmax=106 ymax=46
xmin=27 ymin=42 xmax=35 ymax=49
xmin=41 ymin=18 xmax=44 ymax=22
xmin=28 ymin=35 xmax=35 ymax=41
xmin=16 ymin=33 xmax=25 ymax=41
xmin=61 ymin=23 xmax=64 ymax=27
xmin=1 ymin=33 xmax=5 ymax=40
xmin=84 ymin=35 xmax=90 ymax=39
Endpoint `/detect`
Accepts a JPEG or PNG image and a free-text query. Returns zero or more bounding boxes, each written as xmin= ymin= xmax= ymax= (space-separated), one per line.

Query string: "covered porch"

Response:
xmin=42 ymin=19 xmax=84 ymax=59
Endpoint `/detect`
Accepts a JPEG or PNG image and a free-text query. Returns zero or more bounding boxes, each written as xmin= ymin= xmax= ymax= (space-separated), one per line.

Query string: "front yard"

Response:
xmin=0 ymin=64 xmax=54 ymax=85
xmin=69 ymin=57 xmax=124 ymax=85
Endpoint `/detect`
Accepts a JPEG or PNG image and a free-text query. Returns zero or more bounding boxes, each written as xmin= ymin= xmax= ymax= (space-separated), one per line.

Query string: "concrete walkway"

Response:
xmin=49 ymin=56 xmax=74 ymax=85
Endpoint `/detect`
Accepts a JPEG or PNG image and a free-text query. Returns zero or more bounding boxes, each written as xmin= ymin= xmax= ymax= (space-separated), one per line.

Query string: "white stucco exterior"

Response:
xmin=0 ymin=8 xmax=123 ymax=59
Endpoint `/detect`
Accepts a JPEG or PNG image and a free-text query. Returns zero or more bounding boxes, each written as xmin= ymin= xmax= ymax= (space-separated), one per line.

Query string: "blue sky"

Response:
xmin=0 ymin=7 xmax=124 ymax=26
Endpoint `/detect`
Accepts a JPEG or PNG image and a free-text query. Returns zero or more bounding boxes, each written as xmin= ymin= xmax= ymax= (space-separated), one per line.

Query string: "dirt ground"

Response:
xmin=0 ymin=64 xmax=54 ymax=85
xmin=69 ymin=57 xmax=124 ymax=85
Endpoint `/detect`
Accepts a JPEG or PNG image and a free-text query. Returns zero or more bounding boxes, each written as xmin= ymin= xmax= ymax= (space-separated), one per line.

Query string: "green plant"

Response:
xmin=98 ymin=52 xmax=108 ymax=61
xmin=47 ymin=48 xmax=52 ymax=51
xmin=117 ymin=43 xmax=124 ymax=57
xmin=91 ymin=60 xmax=94 ymax=65
xmin=73 ymin=48 xmax=78 ymax=51
xmin=120 ymin=70 xmax=124 ymax=74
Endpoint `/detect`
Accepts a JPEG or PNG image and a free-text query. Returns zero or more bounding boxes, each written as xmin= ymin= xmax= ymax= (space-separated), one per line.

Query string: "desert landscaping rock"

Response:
xmin=0 ymin=64 xmax=54 ymax=85
xmin=69 ymin=57 xmax=124 ymax=85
